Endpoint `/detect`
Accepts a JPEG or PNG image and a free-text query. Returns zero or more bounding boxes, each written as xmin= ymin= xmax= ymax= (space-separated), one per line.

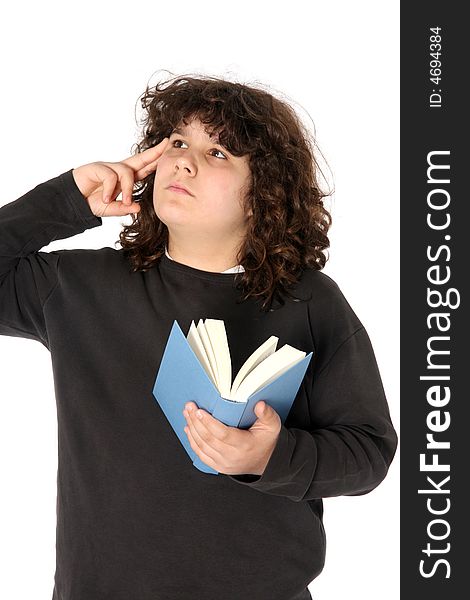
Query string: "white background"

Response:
xmin=0 ymin=1 xmax=399 ymax=598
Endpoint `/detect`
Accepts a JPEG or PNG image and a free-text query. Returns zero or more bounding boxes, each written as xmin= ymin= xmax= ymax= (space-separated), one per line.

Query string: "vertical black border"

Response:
xmin=401 ymin=3 xmax=466 ymax=597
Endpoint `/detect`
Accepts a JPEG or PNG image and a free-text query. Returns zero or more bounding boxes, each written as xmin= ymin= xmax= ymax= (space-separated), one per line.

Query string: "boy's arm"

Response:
xmin=0 ymin=169 xmax=102 ymax=347
xmin=228 ymin=318 xmax=398 ymax=501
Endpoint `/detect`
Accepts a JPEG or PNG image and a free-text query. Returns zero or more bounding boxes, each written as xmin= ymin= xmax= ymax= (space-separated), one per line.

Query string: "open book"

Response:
xmin=152 ymin=319 xmax=313 ymax=475
xmin=186 ymin=318 xmax=309 ymax=403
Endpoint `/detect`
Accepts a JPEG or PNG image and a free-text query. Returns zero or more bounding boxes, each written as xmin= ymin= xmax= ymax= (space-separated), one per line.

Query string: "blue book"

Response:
xmin=152 ymin=319 xmax=313 ymax=475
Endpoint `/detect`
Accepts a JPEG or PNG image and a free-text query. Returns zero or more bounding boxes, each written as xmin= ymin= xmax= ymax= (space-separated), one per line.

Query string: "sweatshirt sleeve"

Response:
xmin=0 ymin=169 xmax=102 ymax=348
xmin=227 ymin=277 xmax=398 ymax=502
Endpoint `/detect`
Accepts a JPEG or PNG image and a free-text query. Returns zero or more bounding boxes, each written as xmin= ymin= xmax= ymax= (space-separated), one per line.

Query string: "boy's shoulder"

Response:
xmin=294 ymin=267 xmax=363 ymax=331
xmin=295 ymin=266 xmax=345 ymax=301
xmin=54 ymin=246 xmax=131 ymax=276
xmin=56 ymin=246 xmax=122 ymax=262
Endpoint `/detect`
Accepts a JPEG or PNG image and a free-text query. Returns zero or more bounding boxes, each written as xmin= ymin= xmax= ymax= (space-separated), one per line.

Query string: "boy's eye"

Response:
xmin=171 ymin=138 xmax=227 ymax=160
xmin=210 ymin=149 xmax=227 ymax=160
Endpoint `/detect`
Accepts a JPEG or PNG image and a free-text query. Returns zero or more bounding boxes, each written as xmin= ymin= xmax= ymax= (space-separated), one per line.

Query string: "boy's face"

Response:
xmin=153 ymin=118 xmax=253 ymax=245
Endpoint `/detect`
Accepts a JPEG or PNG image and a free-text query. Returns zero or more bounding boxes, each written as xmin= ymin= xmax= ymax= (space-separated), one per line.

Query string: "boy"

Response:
xmin=0 ymin=74 xmax=397 ymax=599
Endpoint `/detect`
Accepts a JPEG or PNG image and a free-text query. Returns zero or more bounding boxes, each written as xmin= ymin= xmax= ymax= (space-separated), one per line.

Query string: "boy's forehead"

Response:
xmin=172 ymin=120 xmax=220 ymax=142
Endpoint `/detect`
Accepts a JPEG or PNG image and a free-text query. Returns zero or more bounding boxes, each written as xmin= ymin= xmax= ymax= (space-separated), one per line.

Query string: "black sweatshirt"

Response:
xmin=0 ymin=170 xmax=398 ymax=600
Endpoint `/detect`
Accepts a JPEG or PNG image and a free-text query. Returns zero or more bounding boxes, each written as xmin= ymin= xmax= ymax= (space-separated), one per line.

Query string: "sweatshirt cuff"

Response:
xmin=227 ymin=424 xmax=292 ymax=486
xmin=59 ymin=169 xmax=103 ymax=228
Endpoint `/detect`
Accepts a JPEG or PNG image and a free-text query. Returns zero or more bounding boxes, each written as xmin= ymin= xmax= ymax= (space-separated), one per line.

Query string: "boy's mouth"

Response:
xmin=166 ymin=182 xmax=194 ymax=196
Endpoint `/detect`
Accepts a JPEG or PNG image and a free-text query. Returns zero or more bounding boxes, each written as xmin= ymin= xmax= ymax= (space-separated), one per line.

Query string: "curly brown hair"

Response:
xmin=119 ymin=71 xmax=333 ymax=312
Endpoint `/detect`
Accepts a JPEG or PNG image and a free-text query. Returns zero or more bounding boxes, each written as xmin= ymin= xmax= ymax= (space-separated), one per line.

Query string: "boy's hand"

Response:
xmin=71 ymin=137 xmax=169 ymax=217
xmin=183 ymin=401 xmax=282 ymax=476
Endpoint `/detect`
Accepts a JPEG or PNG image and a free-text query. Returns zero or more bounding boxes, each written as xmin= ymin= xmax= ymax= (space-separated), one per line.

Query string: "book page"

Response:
xmin=186 ymin=320 xmax=218 ymax=387
xmin=204 ymin=319 xmax=232 ymax=399
xmin=232 ymin=344 xmax=306 ymax=403
xmin=230 ymin=336 xmax=278 ymax=398
xmin=196 ymin=319 xmax=221 ymax=391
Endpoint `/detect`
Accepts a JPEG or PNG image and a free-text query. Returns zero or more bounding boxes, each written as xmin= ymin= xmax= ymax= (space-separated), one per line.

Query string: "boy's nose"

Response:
xmin=174 ymin=157 xmax=195 ymax=175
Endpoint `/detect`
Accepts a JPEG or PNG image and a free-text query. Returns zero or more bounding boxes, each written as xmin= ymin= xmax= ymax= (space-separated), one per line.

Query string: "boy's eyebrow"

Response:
xmin=170 ymin=126 xmax=222 ymax=145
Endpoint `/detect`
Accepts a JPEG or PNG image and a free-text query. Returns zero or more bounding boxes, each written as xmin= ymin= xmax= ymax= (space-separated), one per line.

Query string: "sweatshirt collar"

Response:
xmin=164 ymin=246 xmax=245 ymax=274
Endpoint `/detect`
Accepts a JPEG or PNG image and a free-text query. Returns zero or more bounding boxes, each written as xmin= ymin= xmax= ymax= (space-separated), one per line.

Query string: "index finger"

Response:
xmin=185 ymin=404 xmax=239 ymax=447
xmin=121 ymin=137 xmax=169 ymax=176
